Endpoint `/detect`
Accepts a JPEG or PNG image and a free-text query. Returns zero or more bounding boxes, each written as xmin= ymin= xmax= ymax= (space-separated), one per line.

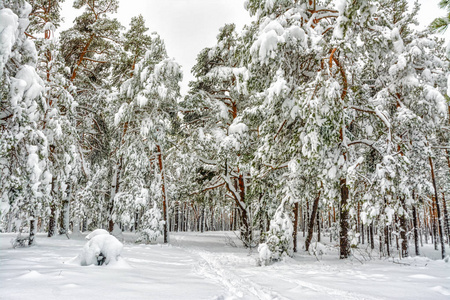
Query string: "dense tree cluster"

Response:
xmin=1 ymin=0 xmax=449 ymax=260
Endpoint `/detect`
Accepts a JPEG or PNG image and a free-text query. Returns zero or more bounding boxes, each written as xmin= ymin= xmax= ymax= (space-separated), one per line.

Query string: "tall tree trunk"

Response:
xmin=412 ymin=205 xmax=420 ymax=256
xmin=431 ymin=204 xmax=437 ymax=249
xmin=399 ymin=197 xmax=408 ymax=258
xmin=293 ymin=202 xmax=299 ymax=252
xmin=48 ymin=203 xmax=56 ymax=237
xmin=339 ymin=178 xmax=350 ymax=259
xmin=59 ymin=184 xmax=71 ymax=235
xmin=48 ymin=176 xmax=57 ymax=237
xmin=29 ymin=217 xmax=36 ymax=246
xmin=156 ymin=145 xmax=169 ymax=243
xmin=442 ymin=193 xmax=449 ymax=245
xmin=317 ymin=208 xmax=321 ymax=243
xmin=305 ymin=191 xmax=321 ymax=252
xmin=210 ymin=205 xmax=215 ymax=231
xmin=369 ymin=222 xmax=374 ymax=250
xmin=201 ymin=205 xmax=205 ymax=233
xmin=108 ymin=156 xmax=123 ymax=232
xmin=385 ymin=225 xmax=390 ymax=257
xmin=59 ymin=199 xmax=70 ymax=235
xmin=237 ymin=174 xmax=251 ymax=246
xmin=429 ymin=156 xmax=446 ymax=259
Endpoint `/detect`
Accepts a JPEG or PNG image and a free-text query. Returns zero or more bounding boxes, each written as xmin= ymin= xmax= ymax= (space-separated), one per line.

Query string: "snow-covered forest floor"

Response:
xmin=1 ymin=231 xmax=449 ymax=300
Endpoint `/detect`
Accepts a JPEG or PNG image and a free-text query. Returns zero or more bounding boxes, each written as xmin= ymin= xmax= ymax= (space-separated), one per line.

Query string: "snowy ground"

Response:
xmin=1 ymin=231 xmax=449 ymax=300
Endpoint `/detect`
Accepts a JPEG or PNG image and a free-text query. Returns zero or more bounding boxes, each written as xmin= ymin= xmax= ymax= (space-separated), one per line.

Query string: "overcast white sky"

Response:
xmin=60 ymin=0 xmax=447 ymax=95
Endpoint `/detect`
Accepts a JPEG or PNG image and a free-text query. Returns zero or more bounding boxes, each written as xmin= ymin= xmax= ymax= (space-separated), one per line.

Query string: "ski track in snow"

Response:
xmin=268 ymin=269 xmax=384 ymax=300
xmin=1 ymin=232 xmax=449 ymax=300
xmin=188 ymin=248 xmax=287 ymax=300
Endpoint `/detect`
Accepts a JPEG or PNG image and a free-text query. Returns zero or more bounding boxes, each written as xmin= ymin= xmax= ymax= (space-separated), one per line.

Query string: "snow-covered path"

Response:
xmin=1 ymin=232 xmax=449 ymax=299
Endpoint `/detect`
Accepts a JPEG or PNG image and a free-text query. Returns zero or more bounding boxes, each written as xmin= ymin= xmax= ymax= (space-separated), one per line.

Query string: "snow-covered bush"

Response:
xmin=85 ymin=229 xmax=109 ymax=240
xmin=137 ymin=201 xmax=165 ymax=243
xmin=75 ymin=234 xmax=123 ymax=266
xmin=258 ymin=207 xmax=293 ymax=265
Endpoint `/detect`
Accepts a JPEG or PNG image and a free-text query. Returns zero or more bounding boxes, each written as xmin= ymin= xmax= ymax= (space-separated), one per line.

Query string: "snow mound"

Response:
xmin=85 ymin=229 xmax=109 ymax=240
xmin=74 ymin=234 xmax=123 ymax=266
xmin=18 ymin=270 xmax=44 ymax=279
xmin=431 ymin=286 xmax=450 ymax=296
xmin=308 ymin=242 xmax=327 ymax=256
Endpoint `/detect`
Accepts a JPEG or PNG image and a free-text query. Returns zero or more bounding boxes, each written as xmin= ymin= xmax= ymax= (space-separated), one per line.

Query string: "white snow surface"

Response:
xmin=0 ymin=231 xmax=449 ymax=299
xmin=85 ymin=229 xmax=109 ymax=240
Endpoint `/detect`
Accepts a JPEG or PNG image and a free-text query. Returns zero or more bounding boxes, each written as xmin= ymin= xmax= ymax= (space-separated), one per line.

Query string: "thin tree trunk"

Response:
xmin=48 ymin=176 xmax=57 ymax=237
xmin=369 ymin=222 xmax=374 ymax=250
xmin=385 ymin=225 xmax=390 ymax=257
xmin=432 ymin=202 xmax=438 ymax=250
xmin=317 ymin=208 xmax=321 ymax=243
xmin=412 ymin=205 xmax=420 ymax=256
xmin=108 ymin=156 xmax=123 ymax=232
xmin=59 ymin=199 xmax=70 ymax=235
xmin=442 ymin=193 xmax=449 ymax=245
xmin=29 ymin=218 xmax=36 ymax=246
xmin=48 ymin=203 xmax=56 ymax=237
xmin=339 ymin=178 xmax=350 ymax=259
xmin=361 ymin=223 xmax=365 ymax=245
xmin=429 ymin=156 xmax=446 ymax=259
xmin=201 ymin=205 xmax=205 ymax=233
xmin=399 ymin=197 xmax=408 ymax=258
xmin=156 ymin=145 xmax=169 ymax=243
xmin=293 ymin=202 xmax=299 ymax=252
xmin=305 ymin=191 xmax=321 ymax=252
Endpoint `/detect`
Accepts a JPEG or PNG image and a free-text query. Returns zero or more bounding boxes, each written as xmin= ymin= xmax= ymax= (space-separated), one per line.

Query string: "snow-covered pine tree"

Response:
xmin=182 ymin=24 xmax=258 ymax=247
xmin=114 ymin=25 xmax=182 ymax=243
xmin=59 ymin=0 xmax=124 ymax=232
xmin=26 ymin=0 xmax=79 ymax=237
xmin=0 ymin=0 xmax=50 ymax=244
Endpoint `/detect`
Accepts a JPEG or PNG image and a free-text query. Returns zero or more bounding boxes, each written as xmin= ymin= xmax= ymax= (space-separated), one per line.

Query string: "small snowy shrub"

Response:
xmin=258 ymin=208 xmax=293 ymax=265
xmin=77 ymin=234 xmax=123 ymax=266
xmin=137 ymin=201 xmax=165 ymax=243
xmin=85 ymin=229 xmax=109 ymax=240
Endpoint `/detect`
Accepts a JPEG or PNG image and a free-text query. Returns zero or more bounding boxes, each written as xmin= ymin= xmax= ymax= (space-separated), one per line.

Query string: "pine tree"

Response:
xmin=0 ymin=0 xmax=49 ymax=243
xmin=114 ymin=27 xmax=182 ymax=242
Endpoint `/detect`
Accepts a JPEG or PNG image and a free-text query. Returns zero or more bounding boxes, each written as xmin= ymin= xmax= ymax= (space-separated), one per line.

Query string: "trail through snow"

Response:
xmin=0 ymin=231 xmax=449 ymax=300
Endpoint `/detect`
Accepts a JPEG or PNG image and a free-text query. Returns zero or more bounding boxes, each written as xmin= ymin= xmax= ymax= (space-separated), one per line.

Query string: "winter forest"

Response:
xmin=1 ymin=0 xmax=450 ymax=298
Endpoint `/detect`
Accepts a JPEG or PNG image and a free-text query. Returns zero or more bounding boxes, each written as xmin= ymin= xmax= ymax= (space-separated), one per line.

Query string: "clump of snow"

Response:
xmin=308 ymin=242 xmax=327 ymax=257
xmin=258 ymin=243 xmax=272 ymax=266
xmin=0 ymin=8 xmax=18 ymax=77
xmin=85 ymin=229 xmax=109 ymax=240
xmin=336 ymin=0 xmax=347 ymax=14
xmin=391 ymin=27 xmax=404 ymax=53
xmin=74 ymin=234 xmax=123 ymax=266
xmin=228 ymin=122 xmax=248 ymax=135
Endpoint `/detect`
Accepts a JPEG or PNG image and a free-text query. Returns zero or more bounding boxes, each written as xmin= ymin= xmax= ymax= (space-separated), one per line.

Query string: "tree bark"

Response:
xmin=29 ymin=218 xmax=36 ymax=246
xmin=369 ymin=222 xmax=374 ymax=250
xmin=442 ymin=193 xmax=449 ymax=245
xmin=339 ymin=178 xmax=350 ymax=259
xmin=108 ymin=156 xmax=123 ymax=232
xmin=429 ymin=156 xmax=446 ymax=259
xmin=293 ymin=202 xmax=299 ymax=252
xmin=399 ymin=197 xmax=408 ymax=258
xmin=48 ymin=203 xmax=56 ymax=237
xmin=157 ymin=145 xmax=169 ymax=243
xmin=385 ymin=225 xmax=390 ymax=257
xmin=305 ymin=191 xmax=321 ymax=252
xmin=412 ymin=205 xmax=420 ymax=256
xmin=48 ymin=176 xmax=57 ymax=237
